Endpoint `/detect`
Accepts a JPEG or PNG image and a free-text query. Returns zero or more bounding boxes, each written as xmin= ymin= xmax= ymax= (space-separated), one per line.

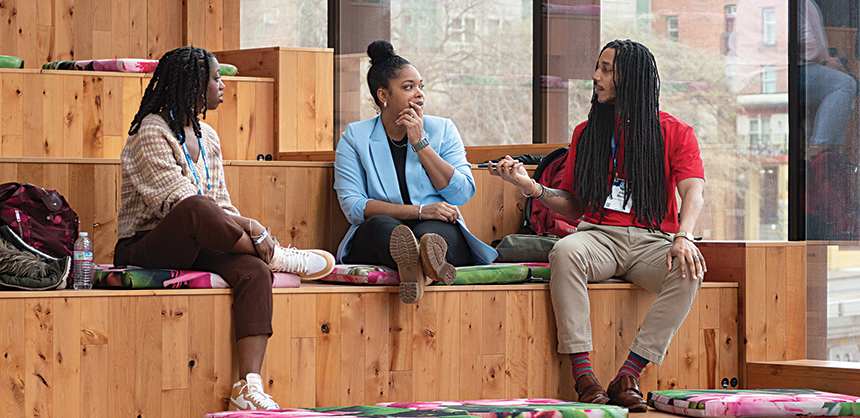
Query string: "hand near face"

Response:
xmin=397 ymin=101 xmax=424 ymax=145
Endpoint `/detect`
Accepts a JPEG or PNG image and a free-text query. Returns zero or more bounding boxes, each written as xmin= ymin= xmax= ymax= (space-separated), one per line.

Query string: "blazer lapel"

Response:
xmin=368 ymin=117 xmax=401 ymax=204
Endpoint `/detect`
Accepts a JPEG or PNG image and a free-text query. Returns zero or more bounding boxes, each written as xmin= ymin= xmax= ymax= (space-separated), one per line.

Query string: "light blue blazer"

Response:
xmin=333 ymin=115 xmax=497 ymax=265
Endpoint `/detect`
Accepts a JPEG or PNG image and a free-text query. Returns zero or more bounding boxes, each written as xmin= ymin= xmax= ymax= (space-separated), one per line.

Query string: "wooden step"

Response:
xmin=747 ymin=359 xmax=860 ymax=396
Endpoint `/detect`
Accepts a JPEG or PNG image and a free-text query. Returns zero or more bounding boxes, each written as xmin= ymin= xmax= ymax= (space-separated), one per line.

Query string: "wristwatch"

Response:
xmin=411 ymin=136 xmax=430 ymax=153
xmin=673 ymin=232 xmax=695 ymax=242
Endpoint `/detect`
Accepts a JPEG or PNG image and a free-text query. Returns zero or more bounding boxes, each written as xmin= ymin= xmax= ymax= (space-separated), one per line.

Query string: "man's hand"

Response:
xmin=488 ymin=155 xmax=535 ymax=193
xmin=666 ymin=238 xmax=706 ymax=279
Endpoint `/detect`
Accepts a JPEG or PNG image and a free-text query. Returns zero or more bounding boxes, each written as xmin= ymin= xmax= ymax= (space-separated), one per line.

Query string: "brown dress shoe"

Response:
xmin=574 ymin=374 xmax=609 ymax=404
xmin=606 ymin=375 xmax=648 ymax=412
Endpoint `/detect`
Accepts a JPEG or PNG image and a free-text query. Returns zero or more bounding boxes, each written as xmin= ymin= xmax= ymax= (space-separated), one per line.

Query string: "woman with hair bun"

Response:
xmin=334 ymin=40 xmax=497 ymax=304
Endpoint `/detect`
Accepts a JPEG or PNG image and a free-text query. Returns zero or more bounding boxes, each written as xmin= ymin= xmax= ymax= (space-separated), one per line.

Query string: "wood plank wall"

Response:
xmin=0 ymin=70 xmax=273 ymax=160
xmin=698 ymin=241 xmax=807 ymax=388
xmin=0 ymin=0 xmax=239 ymax=68
xmin=0 ymin=159 xmax=522 ymax=265
xmin=0 ymin=282 xmax=736 ymax=418
xmin=215 ymin=48 xmax=335 ymax=154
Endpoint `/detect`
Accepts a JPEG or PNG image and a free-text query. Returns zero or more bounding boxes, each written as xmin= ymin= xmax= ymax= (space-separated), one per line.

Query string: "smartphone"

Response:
xmin=477 ymin=162 xmax=497 ymax=168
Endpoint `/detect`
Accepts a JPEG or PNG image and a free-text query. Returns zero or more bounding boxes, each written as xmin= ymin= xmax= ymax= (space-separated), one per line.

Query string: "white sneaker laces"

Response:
xmin=277 ymin=245 xmax=310 ymax=274
xmin=246 ymin=381 xmax=279 ymax=410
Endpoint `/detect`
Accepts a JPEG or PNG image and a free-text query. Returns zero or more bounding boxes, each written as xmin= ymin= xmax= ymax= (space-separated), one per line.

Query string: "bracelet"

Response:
xmin=252 ymin=227 xmax=270 ymax=246
xmin=522 ymin=179 xmax=540 ymax=198
xmin=534 ymin=182 xmax=546 ymax=199
xmin=418 ymin=204 xmax=424 ymax=221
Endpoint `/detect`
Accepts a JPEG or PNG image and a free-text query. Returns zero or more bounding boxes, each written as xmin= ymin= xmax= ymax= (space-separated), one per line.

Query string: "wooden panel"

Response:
xmin=0 ymin=70 xmax=271 ymax=160
xmin=747 ymin=360 xmax=860 ymax=396
xmin=213 ymin=47 xmax=334 ymax=155
xmin=0 ymin=283 xmax=737 ymax=414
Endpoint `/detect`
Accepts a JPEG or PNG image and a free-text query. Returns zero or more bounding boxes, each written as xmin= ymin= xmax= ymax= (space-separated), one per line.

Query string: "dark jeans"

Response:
xmin=343 ymin=215 xmax=475 ymax=270
xmin=114 ymin=195 xmax=273 ymax=341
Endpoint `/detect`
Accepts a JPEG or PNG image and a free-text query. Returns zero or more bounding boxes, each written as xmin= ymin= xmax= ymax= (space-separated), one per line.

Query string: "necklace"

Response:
xmin=388 ymin=136 xmax=408 ymax=148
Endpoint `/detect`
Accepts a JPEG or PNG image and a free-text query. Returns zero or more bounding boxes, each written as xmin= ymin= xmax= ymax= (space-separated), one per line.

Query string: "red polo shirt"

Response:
xmin=558 ymin=111 xmax=705 ymax=233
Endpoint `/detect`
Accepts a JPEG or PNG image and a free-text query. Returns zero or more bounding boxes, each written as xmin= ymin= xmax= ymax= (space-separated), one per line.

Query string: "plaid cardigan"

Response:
xmin=117 ymin=114 xmax=239 ymax=239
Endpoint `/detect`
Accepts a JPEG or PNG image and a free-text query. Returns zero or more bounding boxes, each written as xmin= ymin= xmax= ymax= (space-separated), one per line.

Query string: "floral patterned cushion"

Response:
xmin=41 ymin=59 xmax=238 ymax=75
xmin=647 ymin=389 xmax=860 ymax=417
xmin=317 ymin=263 xmax=544 ymax=286
xmin=0 ymin=55 xmax=24 ymax=68
xmin=381 ymin=399 xmax=626 ymax=418
xmin=93 ymin=265 xmax=299 ymax=289
xmin=204 ymin=399 xmax=626 ymax=418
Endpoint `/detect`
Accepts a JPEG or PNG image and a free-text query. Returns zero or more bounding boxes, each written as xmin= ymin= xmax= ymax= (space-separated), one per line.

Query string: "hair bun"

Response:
xmin=367 ymin=40 xmax=396 ymax=66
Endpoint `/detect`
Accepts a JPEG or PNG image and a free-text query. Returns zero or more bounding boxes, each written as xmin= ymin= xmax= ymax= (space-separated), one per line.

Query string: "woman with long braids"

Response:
xmin=491 ymin=40 xmax=706 ymax=412
xmin=334 ymin=40 xmax=496 ymax=304
xmin=114 ymin=46 xmax=334 ymax=411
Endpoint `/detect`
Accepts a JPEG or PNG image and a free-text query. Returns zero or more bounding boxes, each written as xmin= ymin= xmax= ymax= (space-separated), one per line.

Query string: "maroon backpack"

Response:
xmin=521 ymin=147 xmax=581 ymax=237
xmin=0 ymin=182 xmax=79 ymax=259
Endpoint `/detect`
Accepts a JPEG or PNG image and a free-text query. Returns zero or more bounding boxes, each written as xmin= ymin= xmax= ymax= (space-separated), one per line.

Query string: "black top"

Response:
xmin=388 ymin=135 xmax=412 ymax=205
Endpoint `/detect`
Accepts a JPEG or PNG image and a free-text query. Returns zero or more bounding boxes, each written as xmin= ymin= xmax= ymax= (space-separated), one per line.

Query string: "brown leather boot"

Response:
xmin=606 ymin=375 xmax=648 ymax=412
xmin=574 ymin=374 xmax=609 ymax=404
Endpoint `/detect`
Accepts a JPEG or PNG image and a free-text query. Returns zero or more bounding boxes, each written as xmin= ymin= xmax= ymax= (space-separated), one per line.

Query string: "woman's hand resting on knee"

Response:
xmin=420 ymin=202 xmax=460 ymax=223
xmin=249 ymin=219 xmax=277 ymax=263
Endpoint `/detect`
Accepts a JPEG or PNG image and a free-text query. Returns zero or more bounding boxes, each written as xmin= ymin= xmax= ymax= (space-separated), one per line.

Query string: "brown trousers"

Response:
xmin=114 ymin=195 xmax=273 ymax=340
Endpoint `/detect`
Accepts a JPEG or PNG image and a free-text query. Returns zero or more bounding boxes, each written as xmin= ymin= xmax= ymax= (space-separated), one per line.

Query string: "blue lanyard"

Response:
xmin=611 ymin=131 xmax=618 ymax=181
xmin=170 ymin=110 xmax=211 ymax=195
xmin=180 ymin=132 xmax=211 ymax=195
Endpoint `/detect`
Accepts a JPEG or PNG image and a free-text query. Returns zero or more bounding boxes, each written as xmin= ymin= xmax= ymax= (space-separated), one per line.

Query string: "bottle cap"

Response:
xmin=80 ymin=232 xmax=88 ymax=236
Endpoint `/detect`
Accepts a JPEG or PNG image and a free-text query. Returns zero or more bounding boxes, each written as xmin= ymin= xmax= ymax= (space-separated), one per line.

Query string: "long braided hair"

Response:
xmin=128 ymin=46 xmax=214 ymax=144
xmin=572 ymin=40 xmax=667 ymax=230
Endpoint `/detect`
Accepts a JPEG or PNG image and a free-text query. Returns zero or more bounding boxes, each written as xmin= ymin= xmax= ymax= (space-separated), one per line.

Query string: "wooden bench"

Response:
xmin=747 ymin=360 xmax=860 ymax=396
xmin=0 ymin=281 xmax=737 ymax=417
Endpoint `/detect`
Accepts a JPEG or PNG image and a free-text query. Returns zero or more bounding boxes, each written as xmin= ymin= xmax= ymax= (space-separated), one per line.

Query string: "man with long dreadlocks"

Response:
xmin=490 ymin=40 xmax=705 ymax=412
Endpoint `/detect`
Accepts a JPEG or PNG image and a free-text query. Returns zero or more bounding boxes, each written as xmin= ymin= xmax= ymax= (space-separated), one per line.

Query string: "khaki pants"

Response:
xmin=548 ymin=222 xmax=702 ymax=364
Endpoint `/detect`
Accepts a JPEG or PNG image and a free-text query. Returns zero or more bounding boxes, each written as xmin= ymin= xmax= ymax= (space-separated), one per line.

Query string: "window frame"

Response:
xmin=763 ymin=7 xmax=777 ymax=46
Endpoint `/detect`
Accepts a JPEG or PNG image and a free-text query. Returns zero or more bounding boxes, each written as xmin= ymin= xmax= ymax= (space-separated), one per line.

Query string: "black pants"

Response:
xmin=114 ymin=195 xmax=273 ymax=341
xmin=343 ymin=215 xmax=474 ymax=270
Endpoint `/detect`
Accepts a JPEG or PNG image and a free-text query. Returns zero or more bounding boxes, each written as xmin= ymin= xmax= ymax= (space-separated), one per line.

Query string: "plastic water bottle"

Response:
xmin=73 ymin=232 xmax=94 ymax=290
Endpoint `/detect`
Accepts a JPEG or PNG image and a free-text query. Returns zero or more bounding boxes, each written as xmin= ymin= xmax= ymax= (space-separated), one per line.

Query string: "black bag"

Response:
xmin=0 ymin=225 xmax=70 ymax=290
xmin=493 ymin=233 xmax=561 ymax=263
xmin=0 ymin=182 xmax=79 ymax=258
xmin=521 ymin=146 xmax=580 ymax=236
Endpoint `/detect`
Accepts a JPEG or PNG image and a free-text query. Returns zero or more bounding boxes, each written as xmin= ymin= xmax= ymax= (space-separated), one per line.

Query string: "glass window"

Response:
xmin=762 ymin=65 xmax=776 ymax=93
xmin=797 ymin=0 xmax=860 ymax=362
xmin=723 ymin=5 xmax=737 ymax=55
xmin=762 ymin=7 xmax=776 ymax=45
xmin=667 ymin=16 xmax=679 ymax=42
xmin=334 ymin=0 xmax=534 ymax=146
xmin=240 ymin=0 xmax=328 ymax=48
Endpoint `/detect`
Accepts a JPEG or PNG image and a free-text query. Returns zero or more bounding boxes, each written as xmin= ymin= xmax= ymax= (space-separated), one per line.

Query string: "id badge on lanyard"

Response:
xmin=604 ymin=179 xmax=632 ymax=213
xmin=603 ymin=131 xmax=632 ymax=213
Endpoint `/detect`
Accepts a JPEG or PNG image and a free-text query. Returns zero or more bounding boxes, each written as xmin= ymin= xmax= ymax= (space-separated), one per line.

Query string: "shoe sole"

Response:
xmin=298 ymin=250 xmax=336 ymax=281
xmin=587 ymin=395 xmax=610 ymax=405
xmin=390 ymin=225 xmax=423 ymax=304
xmin=419 ymin=234 xmax=456 ymax=285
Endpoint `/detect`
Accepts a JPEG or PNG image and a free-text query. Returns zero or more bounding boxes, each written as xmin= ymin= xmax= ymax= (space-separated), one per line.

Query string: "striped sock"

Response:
xmin=569 ymin=352 xmax=594 ymax=381
xmin=614 ymin=351 xmax=649 ymax=382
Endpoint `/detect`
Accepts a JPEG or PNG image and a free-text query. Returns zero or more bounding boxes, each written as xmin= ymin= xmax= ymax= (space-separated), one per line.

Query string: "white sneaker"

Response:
xmin=229 ymin=373 xmax=280 ymax=411
xmin=268 ymin=245 xmax=335 ymax=280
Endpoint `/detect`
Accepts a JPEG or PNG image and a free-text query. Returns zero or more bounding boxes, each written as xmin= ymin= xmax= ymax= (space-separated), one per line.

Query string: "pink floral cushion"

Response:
xmin=647 ymin=389 xmax=860 ymax=417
